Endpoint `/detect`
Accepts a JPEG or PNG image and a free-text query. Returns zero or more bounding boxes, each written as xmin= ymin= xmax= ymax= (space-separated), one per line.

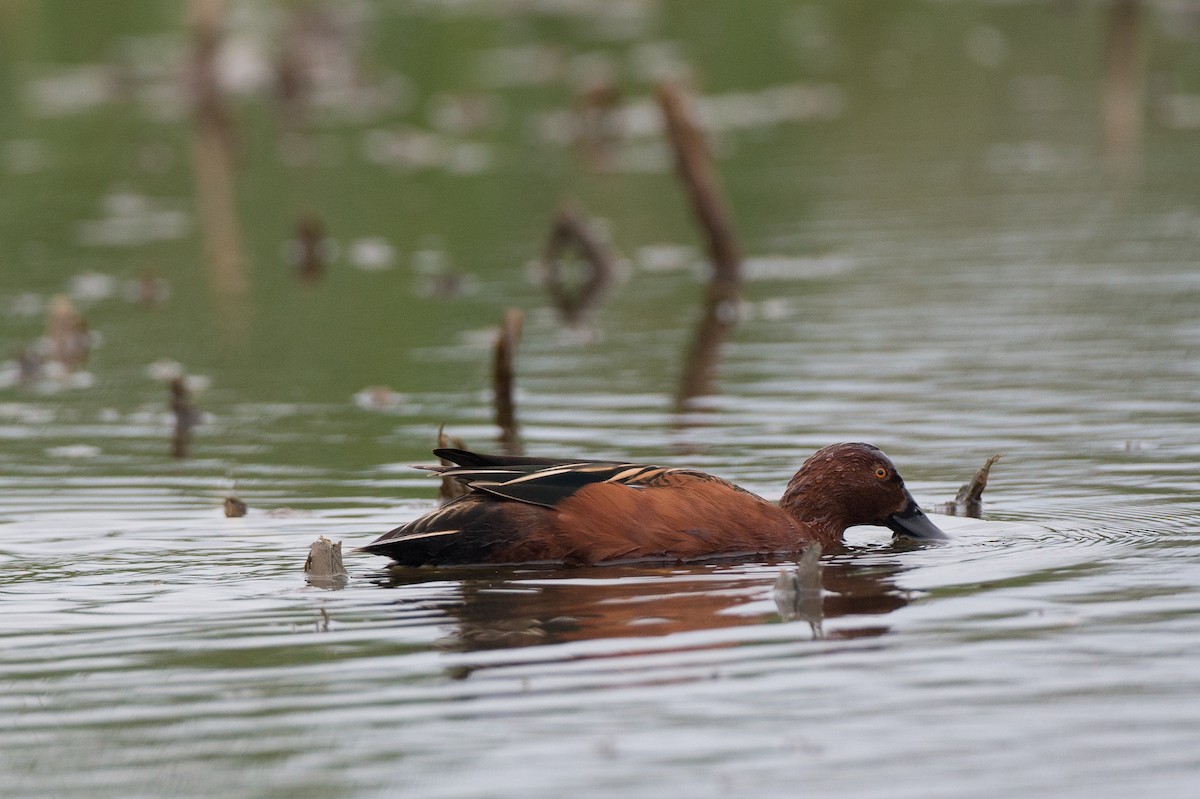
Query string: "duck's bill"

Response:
xmin=886 ymin=493 xmax=950 ymax=541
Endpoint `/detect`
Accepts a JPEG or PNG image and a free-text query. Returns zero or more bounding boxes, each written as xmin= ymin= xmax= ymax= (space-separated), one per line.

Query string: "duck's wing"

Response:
xmin=432 ymin=448 xmax=603 ymax=469
xmin=432 ymin=449 xmax=725 ymax=509
xmin=363 ymin=450 xmax=759 ymax=565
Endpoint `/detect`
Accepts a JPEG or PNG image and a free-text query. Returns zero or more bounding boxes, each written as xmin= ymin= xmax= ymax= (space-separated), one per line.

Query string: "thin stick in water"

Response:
xmin=188 ymin=0 xmax=249 ymax=323
xmin=935 ymin=454 xmax=1002 ymax=518
xmin=656 ymin=81 xmax=744 ymax=407
xmin=655 ymin=81 xmax=742 ymax=285
xmin=170 ymin=377 xmax=198 ymax=459
xmin=492 ymin=308 xmax=524 ymax=455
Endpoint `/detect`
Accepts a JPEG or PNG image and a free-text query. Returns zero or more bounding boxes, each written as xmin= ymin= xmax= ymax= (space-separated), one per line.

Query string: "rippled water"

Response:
xmin=5 ymin=1 xmax=1200 ymax=797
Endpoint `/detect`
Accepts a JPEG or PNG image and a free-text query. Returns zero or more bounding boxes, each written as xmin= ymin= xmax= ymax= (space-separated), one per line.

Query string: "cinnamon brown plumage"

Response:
xmin=362 ymin=443 xmax=948 ymax=566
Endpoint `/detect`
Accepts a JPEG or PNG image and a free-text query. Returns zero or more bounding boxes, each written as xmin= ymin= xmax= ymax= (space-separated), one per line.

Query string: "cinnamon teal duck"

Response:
xmin=363 ymin=442 xmax=948 ymax=566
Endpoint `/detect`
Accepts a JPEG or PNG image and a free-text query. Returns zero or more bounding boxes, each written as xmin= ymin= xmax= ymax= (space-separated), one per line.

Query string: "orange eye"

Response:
xmin=874 ymin=467 xmax=889 ymax=479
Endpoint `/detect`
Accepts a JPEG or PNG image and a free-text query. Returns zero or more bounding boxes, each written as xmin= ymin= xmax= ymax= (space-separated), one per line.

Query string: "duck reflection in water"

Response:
xmin=375 ymin=549 xmax=913 ymax=653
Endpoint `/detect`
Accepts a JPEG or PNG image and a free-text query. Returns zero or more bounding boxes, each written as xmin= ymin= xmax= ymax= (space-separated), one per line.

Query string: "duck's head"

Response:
xmin=781 ymin=443 xmax=949 ymax=543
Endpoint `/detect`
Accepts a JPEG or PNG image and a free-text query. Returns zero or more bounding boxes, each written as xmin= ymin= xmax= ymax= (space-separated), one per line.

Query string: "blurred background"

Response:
xmin=2 ymin=0 xmax=1198 ymax=481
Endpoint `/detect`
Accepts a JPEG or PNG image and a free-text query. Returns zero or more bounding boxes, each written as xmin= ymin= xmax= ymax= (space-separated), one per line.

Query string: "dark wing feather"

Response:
xmin=433 ymin=448 xmax=610 ymax=468
xmin=463 ymin=463 xmax=649 ymax=507
xmin=424 ymin=449 xmax=745 ymax=509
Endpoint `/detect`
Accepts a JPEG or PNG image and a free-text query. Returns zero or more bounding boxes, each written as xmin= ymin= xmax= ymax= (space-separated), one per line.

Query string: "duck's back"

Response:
xmin=362 ymin=450 xmax=807 ymax=566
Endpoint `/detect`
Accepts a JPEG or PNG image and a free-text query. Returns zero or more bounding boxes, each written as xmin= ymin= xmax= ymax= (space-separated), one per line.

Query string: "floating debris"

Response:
xmin=291 ymin=213 xmax=330 ymax=282
xmin=45 ymin=295 xmax=92 ymax=371
xmin=170 ymin=376 xmax=200 ymax=459
xmin=437 ymin=424 xmax=469 ymax=504
xmin=304 ymin=536 xmax=349 ymax=588
xmin=935 ymin=455 xmax=1002 ymax=518
xmin=541 ymin=200 xmax=617 ymax=326
xmin=8 ymin=295 xmax=99 ymax=390
xmin=655 ymin=81 xmax=744 ymax=408
xmin=492 ymin=308 xmax=523 ymax=455
xmin=224 ymin=496 xmax=248 ymax=517
xmin=125 ymin=269 xmax=171 ymax=307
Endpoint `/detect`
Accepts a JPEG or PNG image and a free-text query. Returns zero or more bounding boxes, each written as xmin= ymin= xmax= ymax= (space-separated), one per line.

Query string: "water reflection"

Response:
xmin=374 ymin=553 xmax=913 ymax=653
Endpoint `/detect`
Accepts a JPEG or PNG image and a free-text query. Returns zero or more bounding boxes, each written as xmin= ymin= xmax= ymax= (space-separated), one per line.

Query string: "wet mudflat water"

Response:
xmin=4 ymin=1 xmax=1200 ymax=797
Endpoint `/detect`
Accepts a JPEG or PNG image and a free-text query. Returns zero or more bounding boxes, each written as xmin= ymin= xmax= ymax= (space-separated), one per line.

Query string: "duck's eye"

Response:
xmin=874 ymin=467 xmax=889 ymax=480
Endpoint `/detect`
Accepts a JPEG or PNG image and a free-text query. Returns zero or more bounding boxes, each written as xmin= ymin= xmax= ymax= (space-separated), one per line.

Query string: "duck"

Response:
xmin=362 ymin=442 xmax=948 ymax=567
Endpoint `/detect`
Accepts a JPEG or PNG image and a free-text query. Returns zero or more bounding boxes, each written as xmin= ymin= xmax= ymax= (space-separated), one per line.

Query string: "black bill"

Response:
xmin=886 ymin=492 xmax=950 ymax=541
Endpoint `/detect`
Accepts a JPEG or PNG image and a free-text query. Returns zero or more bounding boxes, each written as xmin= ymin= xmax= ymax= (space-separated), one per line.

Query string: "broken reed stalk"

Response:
xmin=169 ymin=376 xmax=196 ymax=459
xmin=492 ymin=308 xmax=524 ymax=455
xmin=541 ymin=200 xmax=616 ymax=325
xmin=304 ymin=536 xmax=348 ymax=588
xmin=655 ymin=81 xmax=744 ymax=407
xmin=188 ymin=0 xmax=249 ymax=317
xmin=655 ymin=81 xmax=742 ymax=285
xmin=575 ymin=77 xmax=623 ymax=171
xmin=275 ymin=9 xmax=315 ymax=133
xmin=935 ymin=454 xmax=1002 ymax=518
xmin=46 ymin=294 xmax=90 ymax=371
xmin=294 ymin=213 xmax=326 ymax=282
xmin=1102 ymin=0 xmax=1143 ymax=176
xmin=224 ymin=496 xmax=248 ymax=517
xmin=188 ymin=0 xmax=237 ymax=157
xmin=953 ymin=454 xmax=1002 ymax=508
